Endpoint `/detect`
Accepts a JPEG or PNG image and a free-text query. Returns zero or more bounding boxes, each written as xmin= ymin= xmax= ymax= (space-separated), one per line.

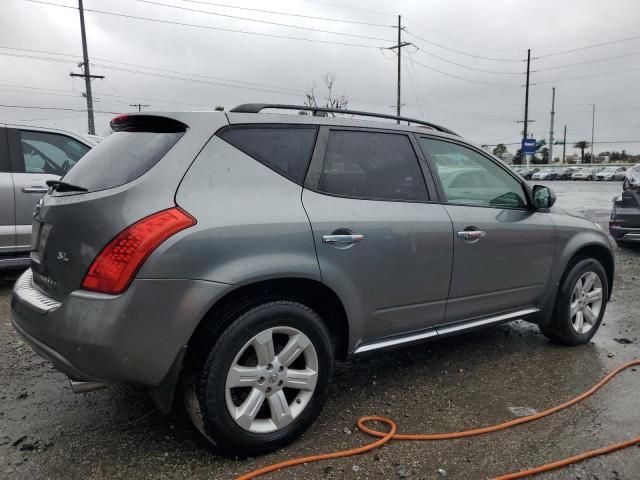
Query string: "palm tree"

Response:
xmin=574 ymin=141 xmax=591 ymax=163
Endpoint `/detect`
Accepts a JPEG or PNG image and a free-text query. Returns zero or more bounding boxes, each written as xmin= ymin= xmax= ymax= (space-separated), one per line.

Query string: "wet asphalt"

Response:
xmin=1 ymin=180 xmax=639 ymax=480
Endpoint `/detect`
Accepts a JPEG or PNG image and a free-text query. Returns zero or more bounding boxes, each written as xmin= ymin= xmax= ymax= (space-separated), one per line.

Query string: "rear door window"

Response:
xmin=317 ymin=130 xmax=428 ymax=202
xmin=219 ymin=126 xmax=317 ymax=184
xmin=18 ymin=130 xmax=90 ymax=175
xmin=61 ymin=131 xmax=183 ymax=192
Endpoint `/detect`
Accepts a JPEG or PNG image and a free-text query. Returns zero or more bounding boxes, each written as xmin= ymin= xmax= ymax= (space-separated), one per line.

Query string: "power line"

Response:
xmin=0 ymin=103 xmax=120 ymax=114
xmin=535 ymin=34 xmax=640 ymax=59
xmin=181 ymin=0 xmax=392 ymax=28
xmin=413 ymin=46 xmax=524 ymax=75
xmin=0 ymin=45 xmax=80 ymax=58
xmin=533 ymin=51 xmax=640 ymax=72
xmin=302 ymin=0 xmax=392 ymax=18
xmin=533 ymin=67 xmax=640 ymax=85
xmin=404 ymin=29 xmax=523 ymax=62
xmin=23 ymin=0 xmax=385 ymax=49
xmin=0 ymin=50 xmax=78 ymax=64
xmin=403 ymin=18 xmax=522 ymax=54
xmin=135 ymin=0 xmax=394 ymax=42
xmin=404 ymin=54 xmax=522 ymax=87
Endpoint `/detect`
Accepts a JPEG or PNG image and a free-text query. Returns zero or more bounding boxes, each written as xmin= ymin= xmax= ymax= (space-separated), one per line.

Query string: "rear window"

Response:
xmin=219 ymin=126 xmax=317 ymax=184
xmin=61 ymin=131 xmax=183 ymax=192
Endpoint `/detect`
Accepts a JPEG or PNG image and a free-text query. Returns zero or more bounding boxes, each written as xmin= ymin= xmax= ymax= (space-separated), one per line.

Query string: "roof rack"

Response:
xmin=229 ymin=103 xmax=459 ymax=136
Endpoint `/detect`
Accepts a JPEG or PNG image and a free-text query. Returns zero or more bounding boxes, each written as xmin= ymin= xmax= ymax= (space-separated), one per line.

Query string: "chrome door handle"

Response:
xmin=322 ymin=234 xmax=364 ymax=244
xmin=457 ymin=230 xmax=486 ymax=241
xmin=22 ymin=186 xmax=49 ymax=194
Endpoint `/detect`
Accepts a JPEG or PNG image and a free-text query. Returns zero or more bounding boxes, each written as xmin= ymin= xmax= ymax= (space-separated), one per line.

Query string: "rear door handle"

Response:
xmin=457 ymin=230 xmax=486 ymax=242
xmin=22 ymin=186 xmax=49 ymax=194
xmin=322 ymin=234 xmax=364 ymax=244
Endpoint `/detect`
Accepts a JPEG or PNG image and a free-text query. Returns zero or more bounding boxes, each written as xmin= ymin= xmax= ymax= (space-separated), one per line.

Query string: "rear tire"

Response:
xmin=183 ymin=300 xmax=334 ymax=457
xmin=540 ymin=258 xmax=608 ymax=346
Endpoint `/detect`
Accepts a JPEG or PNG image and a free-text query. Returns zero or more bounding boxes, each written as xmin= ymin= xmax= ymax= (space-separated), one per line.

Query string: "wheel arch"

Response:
xmin=185 ymin=277 xmax=351 ymax=364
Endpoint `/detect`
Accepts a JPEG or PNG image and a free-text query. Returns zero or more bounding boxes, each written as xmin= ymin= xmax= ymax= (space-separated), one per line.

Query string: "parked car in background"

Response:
xmin=0 ymin=122 xmax=98 ymax=270
xmin=623 ymin=164 xmax=640 ymax=190
xmin=596 ymin=166 xmax=626 ymax=181
xmin=610 ymin=183 xmax=640 ymax=247
xmin=614 ymin=166 xmax=627 ymax=181
xmin=555 ymin=167 xmax=579 ymax=180
xmin=572 ymin=168 xmax=596 ymax=181
xmin=531 ymin=168 xmax=558 ymax=181
xmin=11 ymin=105 xmax=614 ymax=456
xmin=519 ymin=167 xmax=540 ymax=180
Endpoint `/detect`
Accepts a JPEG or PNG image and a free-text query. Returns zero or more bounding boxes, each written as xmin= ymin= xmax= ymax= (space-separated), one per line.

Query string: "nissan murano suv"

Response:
xmin=11 ymin=104 xmax=614 ymax=456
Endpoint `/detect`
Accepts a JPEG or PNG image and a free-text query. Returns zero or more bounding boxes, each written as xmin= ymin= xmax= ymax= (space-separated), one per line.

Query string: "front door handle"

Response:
xmin=322 ymin=234 xmax=364 ymax=244
xmin=22 ymin=186 xmax=49 ymax=194
xmin=457 ymin=230 xmax=486 ymax=242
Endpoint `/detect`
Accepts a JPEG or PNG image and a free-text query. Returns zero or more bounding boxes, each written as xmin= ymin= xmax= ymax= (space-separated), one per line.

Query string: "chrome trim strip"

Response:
xmin=354 ymin=329 xmax=438 ymax=354
xmin=13 ymin=269 xmax=62 ymax=314
xmin=622 ymin=233 xmax=640 ymax=242
xmin=436 ymin=308 xmax=539 ymax=335
xmin=353 ymin=308 xmax=539 ymax=355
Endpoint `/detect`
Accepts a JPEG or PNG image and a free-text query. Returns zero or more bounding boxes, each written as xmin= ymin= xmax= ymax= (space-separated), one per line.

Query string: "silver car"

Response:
xmin=0 ymin=122 xmax=97 ymax=270
xmin=11 ymin=105 xmax=614 ymax=456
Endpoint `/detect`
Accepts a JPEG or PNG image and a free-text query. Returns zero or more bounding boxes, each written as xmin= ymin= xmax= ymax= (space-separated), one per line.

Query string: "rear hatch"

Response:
xmin=30 ymin=114 xmax=191 ymax=301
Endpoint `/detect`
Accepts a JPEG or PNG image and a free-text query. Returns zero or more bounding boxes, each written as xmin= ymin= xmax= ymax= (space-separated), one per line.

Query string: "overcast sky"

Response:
xmin=1 ymin=0 xmax=639 ymax=155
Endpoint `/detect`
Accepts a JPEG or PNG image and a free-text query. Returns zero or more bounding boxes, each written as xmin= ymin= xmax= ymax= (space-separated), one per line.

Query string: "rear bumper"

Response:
xmin=11 ymin=269 xmax=230 ymax=386
xmin=609 ymin=226 xmax=640 ymax=242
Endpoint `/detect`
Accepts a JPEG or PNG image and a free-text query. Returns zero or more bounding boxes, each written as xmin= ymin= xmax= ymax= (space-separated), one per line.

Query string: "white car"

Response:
xmin=572 ymin=168 xmax=596 ymax=181
xmin=596 ymin=166 xmax=626 ymax=181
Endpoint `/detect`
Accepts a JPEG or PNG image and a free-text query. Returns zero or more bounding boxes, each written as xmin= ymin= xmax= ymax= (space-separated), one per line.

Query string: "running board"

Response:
xmin=353 ymin=308 xmax=539 ymax=355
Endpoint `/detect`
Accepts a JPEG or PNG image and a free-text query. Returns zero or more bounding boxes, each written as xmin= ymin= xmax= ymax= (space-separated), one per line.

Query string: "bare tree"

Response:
xmin=304 ymin=72 xmax=348 ymax=115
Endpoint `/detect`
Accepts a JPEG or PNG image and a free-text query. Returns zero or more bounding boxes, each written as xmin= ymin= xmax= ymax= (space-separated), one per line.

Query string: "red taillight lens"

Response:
xmin=82 ymin=207 xmax=196 ymax=294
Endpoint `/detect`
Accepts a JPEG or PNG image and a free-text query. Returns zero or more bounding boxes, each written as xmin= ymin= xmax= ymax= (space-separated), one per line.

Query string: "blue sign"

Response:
xmin=522 ymin=138 xmax=537 ymax=155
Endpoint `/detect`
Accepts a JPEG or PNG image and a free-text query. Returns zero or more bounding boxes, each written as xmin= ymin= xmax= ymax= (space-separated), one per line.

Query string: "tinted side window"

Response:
xmin=418 ymin=137 xmax=527 ymax=208
xmin=62 ymin=131 xmax=183 ymax=192
xmin=19 ymin=130 xmax=90 ymax=175
xmin=220 ymin=126 xmax=317 ymax=184
xmin=317 ymin=130 xmax=428 ymax=202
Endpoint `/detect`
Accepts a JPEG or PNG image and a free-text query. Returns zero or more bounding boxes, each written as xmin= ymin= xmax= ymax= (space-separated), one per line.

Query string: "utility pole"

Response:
xmin=562 ymin=124 xmax=567 ymax=164
xmin=385 ymin=15 xmax=412 ymax=123
xmin=522 ymin=48 xmax=531 ymax=167
xmin=70 ymin=0 xmax=104 ymax=135
xmin=130 ymin=103 xmax=150 ymax=112
xmin=589 ymin=103 xmax=596 ymax=163
xmin=549 ymin=87 xmax=555 ymax=164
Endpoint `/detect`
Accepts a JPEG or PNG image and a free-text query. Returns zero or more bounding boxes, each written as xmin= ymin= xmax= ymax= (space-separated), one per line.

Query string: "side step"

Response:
xmin=353 ymin=308 xmax=539 ymax=355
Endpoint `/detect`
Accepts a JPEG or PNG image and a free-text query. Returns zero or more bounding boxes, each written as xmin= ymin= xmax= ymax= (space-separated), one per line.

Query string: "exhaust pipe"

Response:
xmin=69 ymin=379 xmax=108 ymax=394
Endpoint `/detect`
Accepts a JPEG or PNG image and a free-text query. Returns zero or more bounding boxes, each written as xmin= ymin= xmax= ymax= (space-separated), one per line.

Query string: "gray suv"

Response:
xmin=11 ymin=105 xmax=614 ymax=456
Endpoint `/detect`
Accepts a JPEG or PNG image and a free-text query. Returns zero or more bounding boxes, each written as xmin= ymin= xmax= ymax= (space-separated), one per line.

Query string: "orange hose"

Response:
xmin=236 ymin=359 xmax=640 ymax=480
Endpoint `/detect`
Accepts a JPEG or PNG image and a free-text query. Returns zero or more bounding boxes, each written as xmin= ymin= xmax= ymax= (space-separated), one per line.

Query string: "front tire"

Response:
xmin=184 ymin=301 xmax=334 ymax=456
xmin=540 ymin=258 xmax=608 ymax=345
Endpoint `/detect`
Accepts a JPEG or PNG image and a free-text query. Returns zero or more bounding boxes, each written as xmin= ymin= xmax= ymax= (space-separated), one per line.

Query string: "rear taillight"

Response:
xmin=82 ymin=207 xmax=196 ymax=294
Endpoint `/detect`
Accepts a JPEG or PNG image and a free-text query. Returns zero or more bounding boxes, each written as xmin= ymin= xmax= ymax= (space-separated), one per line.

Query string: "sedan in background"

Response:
xmin=519 ymin=167 xmax=540 ymax=180
xmin=555 ymin=167 xmax=579 ymax=180
xmin=596 ymin=166 xmax=626 ymax=181
xmin=572 ymin=168 xmax=596 ymax=181
xmin=614 ymin=166 xmax=628 ymax=180
xmin=531 ymin=169 xmax=558 ymax=181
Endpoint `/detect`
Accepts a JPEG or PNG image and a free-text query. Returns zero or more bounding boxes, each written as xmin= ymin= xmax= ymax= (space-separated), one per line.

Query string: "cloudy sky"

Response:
xmin=1 ymin=0 xmax=639 ymax=156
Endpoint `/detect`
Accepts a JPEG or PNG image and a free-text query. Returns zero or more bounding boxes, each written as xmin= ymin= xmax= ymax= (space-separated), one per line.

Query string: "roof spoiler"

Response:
xmin=110 ymin=114 xmax=187 ymax=133
xmin=229 ymin=103 xmax=459 ymax=136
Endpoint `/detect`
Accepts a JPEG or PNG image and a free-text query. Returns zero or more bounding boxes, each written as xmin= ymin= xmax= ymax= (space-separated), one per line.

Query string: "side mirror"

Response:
xmin=532 ymin=185 xmax=556 ymax=209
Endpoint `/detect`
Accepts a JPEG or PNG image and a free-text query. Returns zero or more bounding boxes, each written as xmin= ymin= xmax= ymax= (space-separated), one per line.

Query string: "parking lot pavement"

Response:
xmin=1 ymin=181 xmax=639 ymax=480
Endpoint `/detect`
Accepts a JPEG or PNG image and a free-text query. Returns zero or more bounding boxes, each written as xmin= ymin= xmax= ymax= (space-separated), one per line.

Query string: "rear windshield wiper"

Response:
xmin=45 ymin=180 xmax=88 ymax=192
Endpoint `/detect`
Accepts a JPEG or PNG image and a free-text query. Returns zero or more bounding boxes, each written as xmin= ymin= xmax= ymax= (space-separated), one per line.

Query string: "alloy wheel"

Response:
xmin=569 ymin=271 xmax=603 ymax=334
xmin=225 ymin=326 xmax=318 ymax=433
